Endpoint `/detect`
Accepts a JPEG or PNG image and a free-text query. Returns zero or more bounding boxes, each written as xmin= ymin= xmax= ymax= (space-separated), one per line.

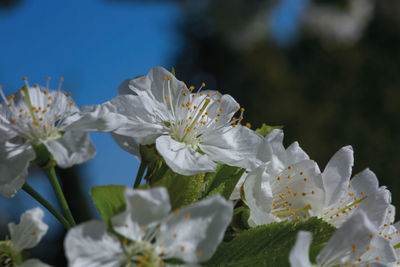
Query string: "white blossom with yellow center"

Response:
xmin=243 ymin=129 xmax=325 ymax=226
xmin=0 ymin=79 xmax=124 ymax=198
xmin=64 ymin=187 xmax=233 ymax=267
xmin=290 ymin=212 xmax=398 ymax=267
xmin=318 ymin=147 xmax=391 ymax=228
xmin=0 ymin=208 xmax=50 ymax=267
xmin=103 ymin=66 xmax=263 ymax=175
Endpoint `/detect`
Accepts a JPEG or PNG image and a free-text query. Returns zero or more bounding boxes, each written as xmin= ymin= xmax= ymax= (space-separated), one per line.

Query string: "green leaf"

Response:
xmin=152 ymin=169 xmax=205 ymax=209
xmin=256 ymin=123 xmax=284 ymax=137
xmin=203 ymin=217 xmax=335 ymax=267
xmin=202 ymin=164 xmax=245 ymax=200
xmin=90 ymin=185 xmax=127 ymax=223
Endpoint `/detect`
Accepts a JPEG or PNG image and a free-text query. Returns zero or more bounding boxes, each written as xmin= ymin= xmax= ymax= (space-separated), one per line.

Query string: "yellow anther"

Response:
xmin=200 ymin=93 xmax=204 ymax=96
xmin=173 ymin=209 xmax=179 ymax=214
xmin=48 ymin=96 xmax=53 ymax=100
xmin=288 ymin=165 xmax=292 ymax=170
xmin=218 ymin=98 xmax=222 ymax=102
xmin=207 ymin=93 xmax=211 ymax=97
xmin=182 ymin=104 xmax=185 ymax=107
xmin=236 ymin=106 xmax=240 ymax=110
xmin=288 ymin=175 xmax=291 ymax=179
xmin=7 ymin=103 xmax=12 ymax=107
xmin=183 ymin=84 xmax=186 ymax=88
xmin=39 ymin=117 xmax=43 ymax=121
xmin=163 ymin=76 xmax=167 ymax=80
xmin=122 ymin=239 xmax=128 ymax=245
xmin=164 ymin=96 xmax=169 ymax=100
xmin=376 ymin=257 xmax=380 ymax=261
xmin=354 ymin=174 xmax=359 ymax=178
xmin=215 ymin=119 xmax=219 ymax=122
xmin=303 ymin=178 xmax=307 ymax=182
xmin=43 ymin=90 xmax=48 ymax=95
xmin=366 ymin=245 xmax=370 ymax=250
xmin=201 ymin=82 xmax=206 ymax=87
xmin=189 ymin=86 xmax=195 ymax=91
xmin=286 ymin=186 xmax=290 ymax=189
xmin=66 ymin=92 xmax=71 ymax=97
xmin=194 ymin=105 xmax=198 ymax=109
xmin=241 ymin=107 xmax=245 ymax=112
xmin=141 ymin=226 xmax=147 ymax=231
xmin=23 ymin=77 xmax=28 ymax=81
xmin=361 ymin=191 xmax=365 ymax=195
xmin=60 ymin=77 xmax=64 ymax=82
xmin=47 ymin=104 xmax=51 ymax=108
xmin=185 ymin=214 xmax=190 ymax=220
xmin=11 ymin=119 xmax=16 ymax=123
xmin=357 ymin=258 xmax=362 ymax=262
xmin=173 ymin=233 xmax=177 ymax=239
xmin=46 ymin=76 xmax=51 ymax=81
xmin=272 ymin=202 xmax=277 ymax=207
xmin=277 ymin=176 xmax=281 ymax=181
xmin=311 ymin=191 xmax=315 ymax=195
xmin=296 ymin=216 xmax=300 ymax=220
xmin=201 ymin=121 xmax=206 ymax=125
xmin=183 ymin=92 xmax=188 ymax=96
xmin=43 ymin=124 xmax=47 ymax=130
xmin=299 ymin=172 xmax=304 ymax=175
xmin=302 ymin=192 xmax=306 ymax=196
xmin=205 ymin=112 xmax=209 ymax=115
xmin=7 ymin=94 xmax=15 ymax=100
xmin=245 ymin=122 xmax=251 ymax=128
xmin=197 ymin=251 xmax=202 ymax=258
xmin=352 ymin=244 xmax=357 ymax=253
xmin=181 ymin=246 xmax=185 ymax=251
xmin=69 ymin=101 xmax=74 ymax=106
xmin=217 ymin=113 xmax=221 ymax=117
xmin=167 ymin=76 xmax=172 ymax=81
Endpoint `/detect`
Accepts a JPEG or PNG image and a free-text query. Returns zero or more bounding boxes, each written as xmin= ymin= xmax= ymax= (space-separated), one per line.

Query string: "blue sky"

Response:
xmin=0 ymin=0 xmax=181 ymax=233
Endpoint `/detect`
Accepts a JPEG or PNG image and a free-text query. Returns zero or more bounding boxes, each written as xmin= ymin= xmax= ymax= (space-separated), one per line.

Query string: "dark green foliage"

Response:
xmin=152 ymin=169 xmax=205 ymax=209
xmin=202 ymin=164 xmax=245 ymax=200
xmin=90 ymin=185 xmax=126 ymax=223
xmin=203 ymin=217 xmax=336 ymax=267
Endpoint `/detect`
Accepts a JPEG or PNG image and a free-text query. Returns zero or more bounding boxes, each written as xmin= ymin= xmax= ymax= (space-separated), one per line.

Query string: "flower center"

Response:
xmin=123 ymin=240 xmax=164 ymax=267
xmin=0 ymin=77 xmax=75 ymax=143
xmin=160 ymin=76 xmax=245 ymax=148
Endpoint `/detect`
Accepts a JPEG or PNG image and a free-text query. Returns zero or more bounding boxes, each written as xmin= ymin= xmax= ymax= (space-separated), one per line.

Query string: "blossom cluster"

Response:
xmin=0 ymin=67 xmax=399 ymax=266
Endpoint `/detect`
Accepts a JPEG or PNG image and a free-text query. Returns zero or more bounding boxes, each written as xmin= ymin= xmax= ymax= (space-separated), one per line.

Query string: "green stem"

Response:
xmin=22 ymin=183 xmax=71 ymax=230
xmin=43 ymin=167 xmax=76 ymax=227
xmin=134 ymin=161 xmax=147 ymax=188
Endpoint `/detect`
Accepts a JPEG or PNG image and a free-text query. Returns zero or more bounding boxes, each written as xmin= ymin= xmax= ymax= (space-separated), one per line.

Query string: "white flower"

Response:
xmin=64 ymin=187 xmax=233 ymax=266
xmin=289 ymin=212 xmax=397 ymax=267
xmin=0 ymin=81 xmax=124 ymax=197
xmin=319 ymin=147 xmax=391 ymax=228
xmin=0 ymin=207 xmax=51 ymax=267
xmin=243 ymin=129 xmax=325 ymax=226
xmin=102 ymin=66 xmax=263 ymax=175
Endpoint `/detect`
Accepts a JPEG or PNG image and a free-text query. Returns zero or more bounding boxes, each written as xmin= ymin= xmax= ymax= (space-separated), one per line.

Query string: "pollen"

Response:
xmin=189 ymin=86 xmax=195 ymax=91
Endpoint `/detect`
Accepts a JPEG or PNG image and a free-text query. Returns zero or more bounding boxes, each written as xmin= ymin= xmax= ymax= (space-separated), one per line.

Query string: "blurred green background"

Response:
xmin=1 ymin=0 xmax=400 ymax=265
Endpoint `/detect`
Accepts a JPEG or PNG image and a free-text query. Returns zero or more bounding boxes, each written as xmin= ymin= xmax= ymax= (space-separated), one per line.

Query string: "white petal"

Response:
xmin=44 ymin=131 xmax=95 ymax=168
xmin=129 ymin=66 xmax=187 ymax=105
xmin=322 ymin=146 xmax=354 ymax=206
xmin=62 ymin=102 xmax=130 ymax=133
xmin=289 ymin=231 xmax=312 ymax=267
xmin=350 ymin=168 xmax=379 ymax=195
xmin=0 ymin=141 xmax=35 ymax=198
xmin=156 ymin=135 xmax=217 ymax=176
xmin=20 ymin=259 xmax=52 ymax=267
xmin=102 ymin=95 xmax=168 ymax=144
xmin=64 ymin=220 xmax=124 ymax=267
xmin=9 ymin=208 xmax=48 ymax=251
xmin=356 ymin=188 xmax=391 ymax=228
xmin=363 ymin=235 xmax=398 ymax=264
xmin=285 ymin=142 xmax=310 ymax=164
xmin=157 ymin=195 xmax=233 ymax=263
xmin=111 ymin=187 xmax=171 ymax=242
xmin=317 ymin=211 xmax=377 ymax=266
xmin=243 ymin=165 xmax=276 ymax=226
xmin=110 ymin=133 xmax=141 ymax=161
xmin=255 ymin=129 xmax=285 ymax=164
xmin=200 ymin=126 xmax=263 ymax=170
